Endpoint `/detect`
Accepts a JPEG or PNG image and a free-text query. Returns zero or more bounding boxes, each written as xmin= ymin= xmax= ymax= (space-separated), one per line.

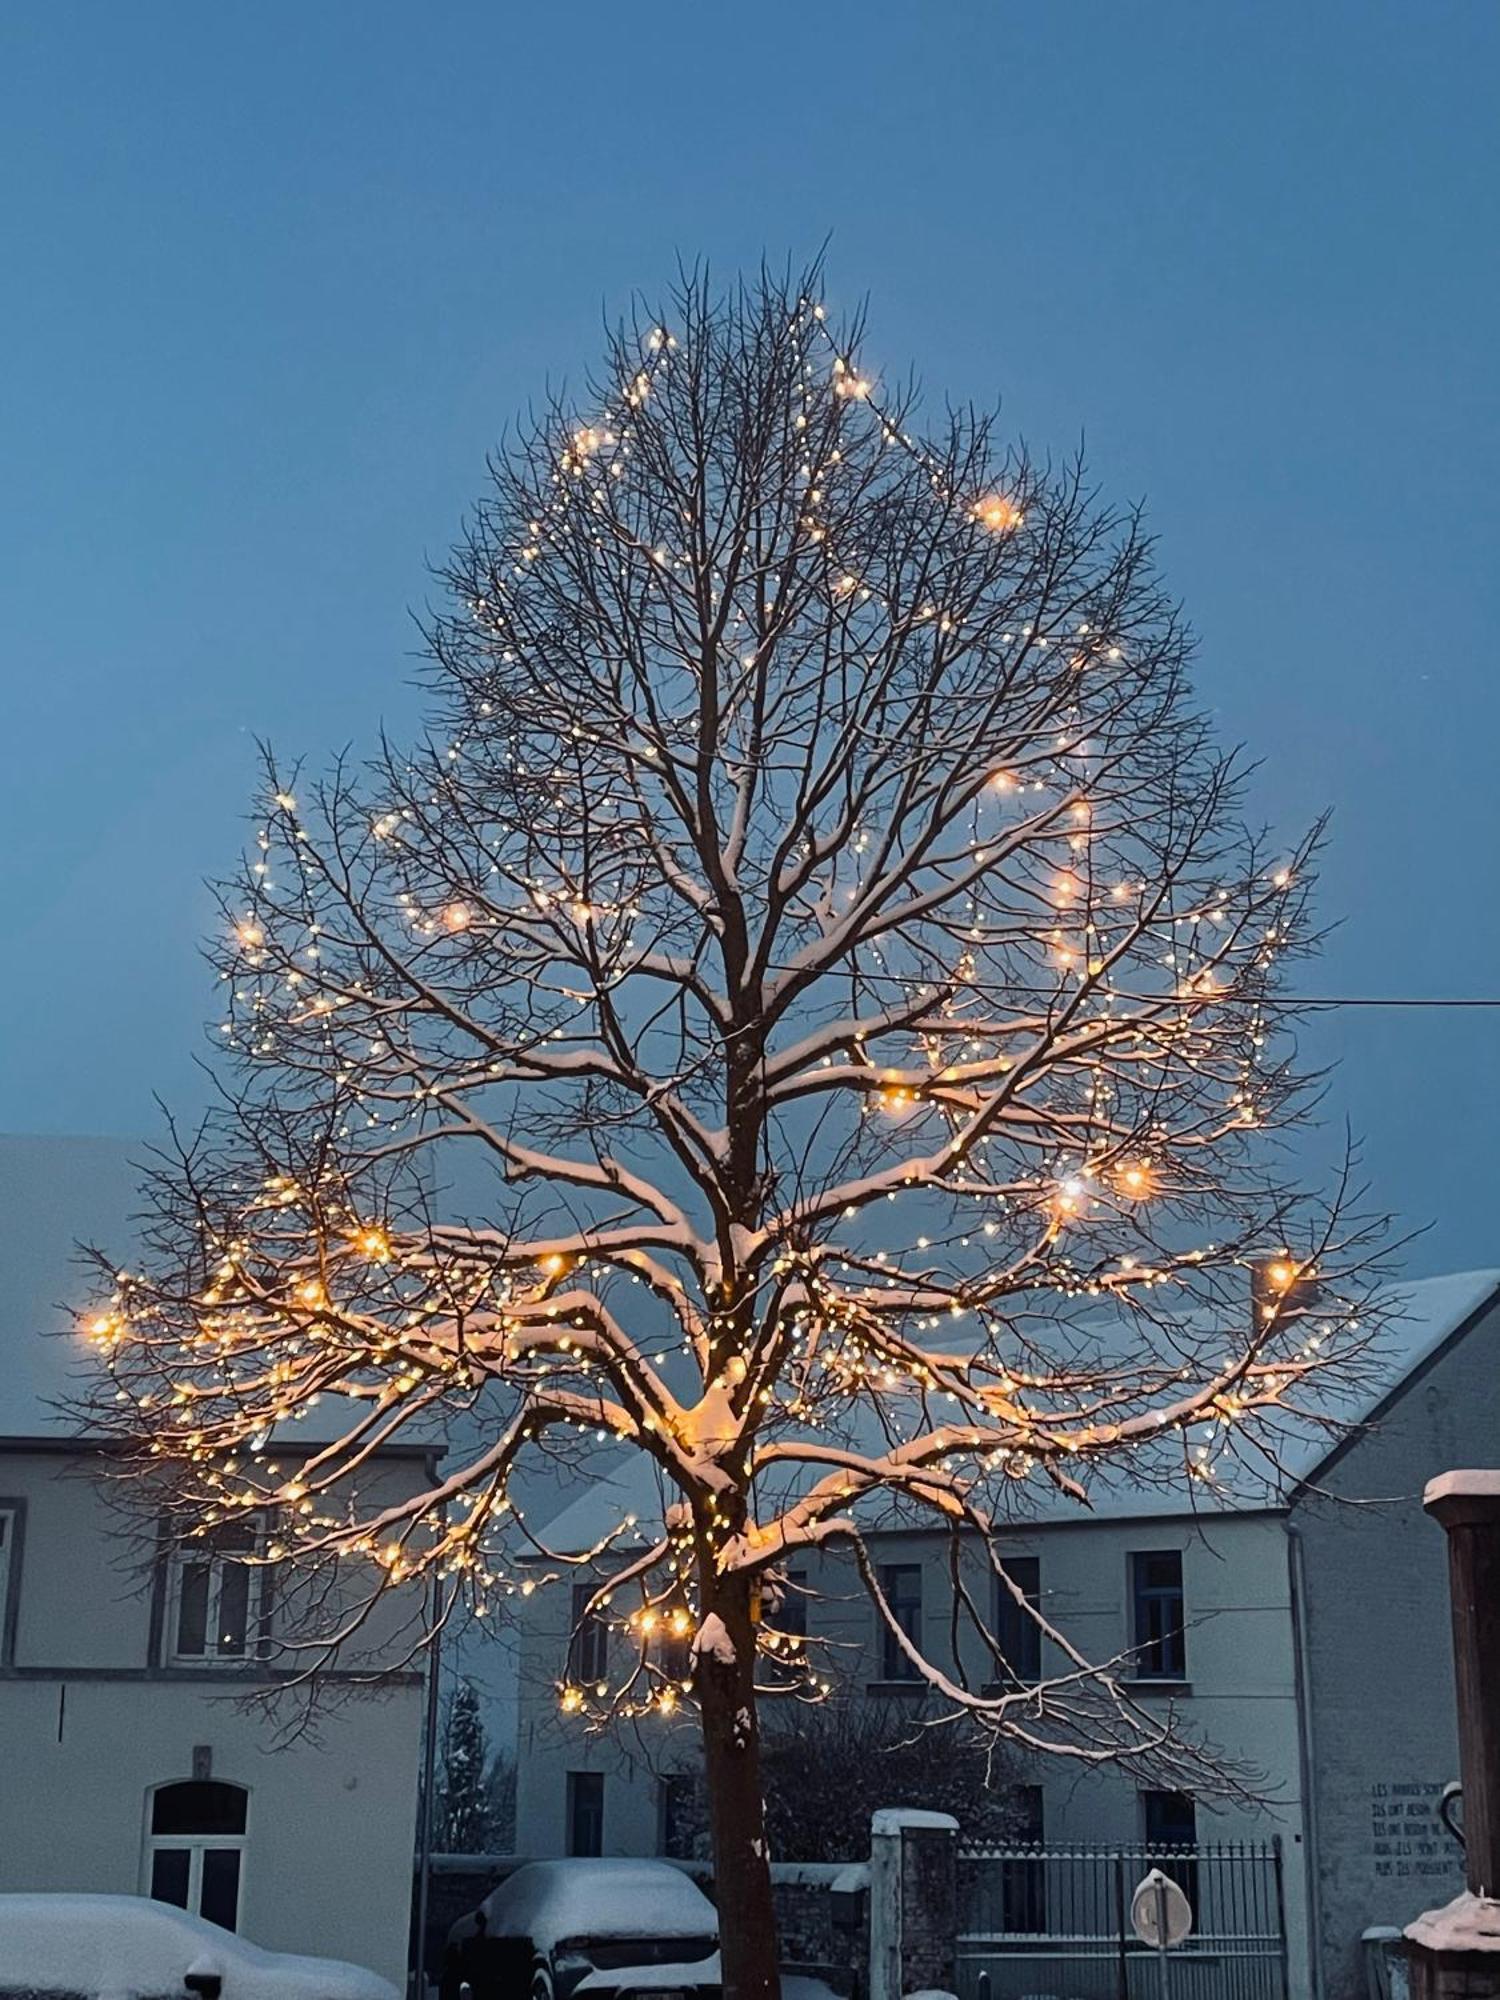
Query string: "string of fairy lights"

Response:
xmin=85 ymin=287 xmax=1398 ymax=1736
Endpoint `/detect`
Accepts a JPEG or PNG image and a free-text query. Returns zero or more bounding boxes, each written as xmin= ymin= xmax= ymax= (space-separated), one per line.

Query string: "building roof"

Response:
xmin=0 ymin=1133 xmax=434 ymax=1456
xmin=535 ymin=1269 xmax=1500 ymax=1554
xmin=0 ymin=1133 xmax=142 ymax=1440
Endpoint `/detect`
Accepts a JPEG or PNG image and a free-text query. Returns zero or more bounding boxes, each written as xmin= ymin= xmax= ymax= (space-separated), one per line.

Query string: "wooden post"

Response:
xmin=1424 ymin=1471 xmax=1500 ymax=1901
xmin=1402 ymin=1472 xmax=1500 ymax=2000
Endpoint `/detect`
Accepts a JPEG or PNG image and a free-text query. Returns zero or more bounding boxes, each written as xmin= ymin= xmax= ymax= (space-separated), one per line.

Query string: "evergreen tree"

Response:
xmin=435 ymin=1678 xmax=497 ymax=1854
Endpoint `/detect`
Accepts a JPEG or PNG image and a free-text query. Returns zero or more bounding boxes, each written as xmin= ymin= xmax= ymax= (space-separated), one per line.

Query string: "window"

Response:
xmin=169 ymin=1519 xmax=263 ymax=1664
xmin=567 ymin=1771 xmax=605 ymax=1857
xmin=638 ymin=1603 xmax=693 ymax=1684
xmin=145 ymin=1781 xmax=248 ymax=1932
xmin=1000 ymin=1785 xmax=1046 ymax=1933
xmin=657 ymin=1772 xmax=697 ymax=1858
xmin=775 ymin=1568 xmax=808 ymax=1640
xmin=878 ymin=1563 xmax=923 ymax=1682
xmin=1130 ymin=1550 xmax=1186 ymax=1679
xmin=568 ymin=1583 xmax=609 ymax=1685
xmin=993 ymin=1556 xmax=1041 ymax=1684
xmin=0 ymin=1507 xmax=17 ymax=1663
xmin=1142 ymin=1789 xmax=1198 ymax=1901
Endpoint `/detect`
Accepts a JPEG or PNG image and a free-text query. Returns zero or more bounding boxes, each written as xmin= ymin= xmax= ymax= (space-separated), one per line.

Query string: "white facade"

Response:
xmin=508 ymin=1271 xmax=1500 ymax=2000
xmin=0 ymin=1134 xmax=433 ymax=1990
xmin=514 ymin=1507 xmax=1312 ymax=1979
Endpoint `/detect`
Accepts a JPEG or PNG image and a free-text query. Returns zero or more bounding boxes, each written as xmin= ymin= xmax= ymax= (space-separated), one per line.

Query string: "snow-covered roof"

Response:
xmin=474 ymin=1859 xmax=718 ymax=1951
xmin=0 ymin=1132 xmax=437 ymax=1454
xmin=0 ymin=1133 xmax=142 ymax=1439
xmin=535 ymin=1269 xmax=1500 ymax=1553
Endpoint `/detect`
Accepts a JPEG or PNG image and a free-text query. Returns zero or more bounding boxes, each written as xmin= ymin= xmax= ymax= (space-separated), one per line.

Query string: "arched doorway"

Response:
xmin=144 ymin=1779 xmax=248 ymax=1932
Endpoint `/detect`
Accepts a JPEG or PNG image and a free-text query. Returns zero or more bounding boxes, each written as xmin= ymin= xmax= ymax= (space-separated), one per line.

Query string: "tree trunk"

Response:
xmin=696 ymin=1564 xmax=781 ymax=2000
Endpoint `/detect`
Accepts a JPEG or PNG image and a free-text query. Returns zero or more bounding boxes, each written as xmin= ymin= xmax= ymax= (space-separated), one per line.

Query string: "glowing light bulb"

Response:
xmin=974 ymin=493 xmax=1023 ymax=534
xmin=442 ymin=902 xmax=472 ymax=933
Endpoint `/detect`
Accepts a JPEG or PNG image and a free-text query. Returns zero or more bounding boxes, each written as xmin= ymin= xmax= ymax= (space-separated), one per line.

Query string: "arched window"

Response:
xmin=144 ymin=1780 xmax=248 ymax=1932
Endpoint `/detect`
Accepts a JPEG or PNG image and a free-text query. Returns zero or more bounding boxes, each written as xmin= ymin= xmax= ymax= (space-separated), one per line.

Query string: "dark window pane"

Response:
xmin=1130 ymin=1550 xmax=1186 ymax=1678
xmin=658 ymin=1633 xmax=691 ymax=1681
xmin=1142 ymin=1790 xmax=1198 ymax=1902
xmin=216 ymin=1562 xmax=251 ymax=1656
xmin=777 ymin=1570 xmax=808 ymax=1641
xmin=567 ymin=1771 xmax=604 ymax=1858
xmin=1000 ymin=1786 xmax=1047 ymax=1932
xmin=994 ymin=1557 xmax=1041 ymax=1683
xmin=152 ymin=1781 xmax=248 ymax=1837
xmin=150 ymin=1847 xmax=191 ymax=1908
xmin=879 ymin=1564 xmax=923 ymax=1681
xmin=211 ymin=1518 xmax=258 ymax=1554
xmin=176 ymin=1564 xmax=210 ymax=1656
xmin=568 ymin=1584 xmax=608 ymax=1684
xmin=199 ymin=1848 xmax=241 ymax=1932
xmin=658 ymin=1773 xmax=696 ymax=1859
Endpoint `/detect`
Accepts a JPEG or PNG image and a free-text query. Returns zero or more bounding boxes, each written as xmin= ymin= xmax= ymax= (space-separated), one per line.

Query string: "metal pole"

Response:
xmin=1155 ymin=1877 xmax=1171 ymax=2000
xmin=411 ymin=1571 xmax=445 ymax=2000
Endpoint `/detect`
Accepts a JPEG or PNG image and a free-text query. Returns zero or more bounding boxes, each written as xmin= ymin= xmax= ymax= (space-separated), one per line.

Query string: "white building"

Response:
xmin=0 ymin=1135 xmax=433 ymax=1990
xmin=509 ymin=1269 xmax=1500 ymax=2000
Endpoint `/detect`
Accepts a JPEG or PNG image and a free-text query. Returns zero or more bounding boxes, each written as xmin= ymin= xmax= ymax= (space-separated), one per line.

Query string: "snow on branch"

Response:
xmin=82 ymin=266 xmax=1389 ymax=1792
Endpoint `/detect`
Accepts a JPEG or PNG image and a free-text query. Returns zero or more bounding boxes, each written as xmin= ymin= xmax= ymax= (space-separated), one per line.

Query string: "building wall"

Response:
xmin=0 ymin=1676 xmax=422 ymax=1984
xmin=1291 ymin=1297 xmax=1500 ymax=2000
xmin=0 ymin=1443 xmax=430 ymax=1988
xmin=513 ymin=1508 xmax=1310 ymax=1981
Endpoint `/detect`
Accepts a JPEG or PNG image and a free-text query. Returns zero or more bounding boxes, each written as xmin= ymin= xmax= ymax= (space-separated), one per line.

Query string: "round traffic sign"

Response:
xmin=1130 ymin=1868 xmax=1194 ymax=1949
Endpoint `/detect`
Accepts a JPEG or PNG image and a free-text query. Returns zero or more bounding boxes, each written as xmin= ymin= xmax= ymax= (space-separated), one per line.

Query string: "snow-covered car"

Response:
xmin=444 ymin=1860 xmax=721 ymax=2000
xmin=0 ymin=1893 xmax=397 ymax=2000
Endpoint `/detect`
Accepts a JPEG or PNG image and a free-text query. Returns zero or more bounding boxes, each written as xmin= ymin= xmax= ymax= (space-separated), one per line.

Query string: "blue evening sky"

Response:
xmin=1 ymin=1 xmax=1495 ymax=1271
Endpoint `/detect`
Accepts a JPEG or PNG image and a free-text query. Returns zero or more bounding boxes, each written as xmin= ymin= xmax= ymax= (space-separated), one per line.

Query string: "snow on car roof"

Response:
xmin=480 ymin=1860 xmax=718 ymax=1951
xmin=534 ymin=1270 xmax=1500 ymax=1552
xmin=0 ymin=1893 xmax=397 ymax=2000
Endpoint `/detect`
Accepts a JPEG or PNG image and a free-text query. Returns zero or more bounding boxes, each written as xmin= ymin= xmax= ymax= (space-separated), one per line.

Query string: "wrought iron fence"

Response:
xmin=956 ymin=1840 xmax=1287 ymax=2000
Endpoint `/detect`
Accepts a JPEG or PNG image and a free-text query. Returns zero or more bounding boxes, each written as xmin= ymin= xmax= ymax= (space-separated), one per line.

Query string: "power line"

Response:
xmin=1265 ymin=996 xmax=1500 ymax=1010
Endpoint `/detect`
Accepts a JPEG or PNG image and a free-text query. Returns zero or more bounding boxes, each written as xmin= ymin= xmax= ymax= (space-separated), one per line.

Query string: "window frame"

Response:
xmin=566 ymin=1770 xmax=605 ymax=1857
xmin=1129 ymin=1548 xmax=1187 ymax=1681
xmin=877 ymin=1561 xmax=924 ymax=1682
xmin=164 ymin=1518 xmax=270 ymax=1669
xmin=656 ymin=1771 xmax=696 ymax=1859
xmin=0 ymin=1501 xmax=23 ymax=1667
xmin=1141 ymin=1788 xmax=1199 ymax=1903
xmin=568 ymin=1582 xmax=609 ymax=1686
xmin=142 ymin=1780 xmax=250 ymax=1934
xmin=992 ymin=1554 xmax=1042 ymax=1685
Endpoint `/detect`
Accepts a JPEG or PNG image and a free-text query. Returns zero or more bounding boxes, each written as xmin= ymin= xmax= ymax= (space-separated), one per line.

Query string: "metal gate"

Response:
xmin=956 ymin=1840 xmax=1288 ymax=2000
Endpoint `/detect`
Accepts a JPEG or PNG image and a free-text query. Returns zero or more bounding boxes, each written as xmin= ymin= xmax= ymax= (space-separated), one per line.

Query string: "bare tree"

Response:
xmin=88 ymin=266 xmax=1387 ymax=2000
xmin=664 ymin=1698 xmax=1035 ymax=1862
